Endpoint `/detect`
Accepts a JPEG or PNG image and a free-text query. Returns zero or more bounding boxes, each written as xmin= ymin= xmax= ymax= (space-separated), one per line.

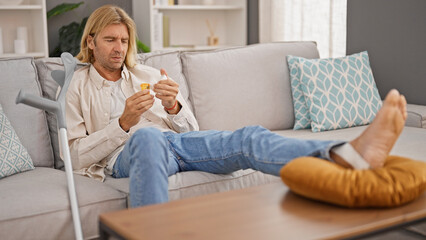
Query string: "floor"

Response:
xmin=359 ymin=221 xmax=426 ymax=239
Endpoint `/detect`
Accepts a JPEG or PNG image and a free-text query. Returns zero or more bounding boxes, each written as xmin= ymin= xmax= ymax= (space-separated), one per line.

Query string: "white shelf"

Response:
xmin=133 ymin=0 xmax=247 ymax=52
xmin=0 ymin=0 xmax=48 ymax=59
xmin=0 ymin=52 xmax=45 ymax=58
xmin=160 ymin=44 xmax=236 ymax=51
xmin=0 ymin=5 xmax=42 ymax=10
xmin=154 ymin=5 xmax=243 ymax=10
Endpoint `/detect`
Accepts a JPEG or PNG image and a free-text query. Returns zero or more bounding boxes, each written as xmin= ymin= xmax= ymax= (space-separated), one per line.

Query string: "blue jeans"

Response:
xmin=112 ymin=126 xmax=343 ymax=207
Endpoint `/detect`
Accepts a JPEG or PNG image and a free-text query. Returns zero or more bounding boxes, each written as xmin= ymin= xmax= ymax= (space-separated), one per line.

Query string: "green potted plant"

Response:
xmin=47 ymin=2 xmax=150 ymax=57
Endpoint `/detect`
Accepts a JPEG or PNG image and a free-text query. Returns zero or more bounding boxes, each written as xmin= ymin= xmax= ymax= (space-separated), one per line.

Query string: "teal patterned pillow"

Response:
xmin=0 ymin=104 xmax=34 ymax=178
xmin=288 ymin=52 xmax=382 ymax=132
xmin=287 ymin=56 xmax=311 ymax=129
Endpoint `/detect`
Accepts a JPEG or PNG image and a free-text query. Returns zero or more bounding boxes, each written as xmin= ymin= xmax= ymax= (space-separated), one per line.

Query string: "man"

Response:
xmin=66 ymin=5 xmax=407 ymax=207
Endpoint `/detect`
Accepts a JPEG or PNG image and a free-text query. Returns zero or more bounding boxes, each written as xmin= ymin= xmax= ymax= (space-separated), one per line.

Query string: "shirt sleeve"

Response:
xmin=166 ymin=92 xmax=199 ymax=133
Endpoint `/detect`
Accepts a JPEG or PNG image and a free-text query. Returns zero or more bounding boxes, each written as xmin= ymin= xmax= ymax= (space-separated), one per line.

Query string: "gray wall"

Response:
xmin=347 ymin=0 xmax=426 ymax=105
xmin=247 ymin=0 xmax=259 ymax=44
xmin=46 ymin=0 xmax=132 ymax=55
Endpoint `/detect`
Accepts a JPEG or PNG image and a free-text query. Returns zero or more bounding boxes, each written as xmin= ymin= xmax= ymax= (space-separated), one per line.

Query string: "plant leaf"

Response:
xmin=137 ymin=39 xmax=151 ymax=53
xmin=47 ymin=2 xmax=84 ymax=19
xmin=55 ymin=17 xmax=87 ymax=57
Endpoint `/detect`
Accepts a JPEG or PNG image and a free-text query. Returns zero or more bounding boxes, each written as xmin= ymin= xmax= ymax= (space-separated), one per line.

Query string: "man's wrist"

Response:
xmin=118 ymin=118 xmax=130 ymax=132
xmin=165 ymin=100 xmax=180 ymax=114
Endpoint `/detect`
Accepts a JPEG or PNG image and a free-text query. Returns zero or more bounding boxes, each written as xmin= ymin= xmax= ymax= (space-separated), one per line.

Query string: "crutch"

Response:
xmin=16 ymin=52 xmax=83 ymax=240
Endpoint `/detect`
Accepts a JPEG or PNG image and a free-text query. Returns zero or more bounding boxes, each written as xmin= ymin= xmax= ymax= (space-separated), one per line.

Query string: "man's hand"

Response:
xmin=154 ymin=69 xmax=181 ymax=114
xmin=119 ymin=90 xmax=154 ymax=131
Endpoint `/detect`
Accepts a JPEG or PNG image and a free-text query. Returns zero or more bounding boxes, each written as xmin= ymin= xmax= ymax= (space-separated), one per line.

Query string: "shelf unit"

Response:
xmin=132 ymin=0 xmax=247 ymax=52
xmin=0 ymin=0 xmax=48 ymax=58
xmin=153 ymin=5 xmax=243 ymax=10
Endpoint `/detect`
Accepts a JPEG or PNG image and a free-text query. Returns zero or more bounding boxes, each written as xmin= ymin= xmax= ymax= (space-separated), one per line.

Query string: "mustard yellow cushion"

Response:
xmin=280 ymin=156 xmax=426 ymax=207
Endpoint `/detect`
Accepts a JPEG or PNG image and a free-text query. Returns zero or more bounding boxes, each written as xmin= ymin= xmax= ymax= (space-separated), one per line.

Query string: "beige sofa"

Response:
xmin=1 ymin=42 xmax=426 ymax=240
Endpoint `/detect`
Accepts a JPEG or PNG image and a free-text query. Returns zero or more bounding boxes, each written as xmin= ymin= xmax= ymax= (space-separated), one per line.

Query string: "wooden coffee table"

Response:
xmin=99 ymin=182 xmax=426 ymax=240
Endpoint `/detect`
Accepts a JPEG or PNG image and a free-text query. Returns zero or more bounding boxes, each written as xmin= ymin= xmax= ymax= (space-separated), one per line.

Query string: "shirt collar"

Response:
xmin=89 ymin=64 xmax=130 ymax=90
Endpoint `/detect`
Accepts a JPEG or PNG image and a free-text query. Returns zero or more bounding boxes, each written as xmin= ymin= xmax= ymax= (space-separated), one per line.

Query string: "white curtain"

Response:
xmin=259 ymin=0 xmax=347 ymax=58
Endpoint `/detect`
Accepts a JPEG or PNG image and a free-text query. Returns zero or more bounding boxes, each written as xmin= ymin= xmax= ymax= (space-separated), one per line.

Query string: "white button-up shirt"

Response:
xmin=66 ymin=64 xmax=199 ymax=181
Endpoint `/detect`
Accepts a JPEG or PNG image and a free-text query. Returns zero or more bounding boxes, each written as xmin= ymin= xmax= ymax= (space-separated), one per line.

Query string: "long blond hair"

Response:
xmin=76 ymin=5 xmax=138 ymax=67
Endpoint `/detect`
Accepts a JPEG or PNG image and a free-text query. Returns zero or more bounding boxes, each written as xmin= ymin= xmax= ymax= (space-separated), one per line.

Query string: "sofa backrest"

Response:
xmin=137 ymin=42 xmax=320 ymax=131
xmin=181 ymin=42 xmax=320 ymax=131
xmin=0 ymin=57 xmax=54 ymax=167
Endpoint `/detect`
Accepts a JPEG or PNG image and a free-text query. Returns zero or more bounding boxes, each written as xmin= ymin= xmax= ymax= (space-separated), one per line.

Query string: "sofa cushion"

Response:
xmin=288 ymin=51 xmax=382 ymax=132
xmin=35 ymin=58 xmax=87 ymax=170
xmin=0 ymin=167 xmax=126 ymax=240
xmin=287 ymin=54 xmax=312 ymax=130
xmin=280 ymin=155 xmax=426 ymax=207
xmin=0 ymin=57 xmax=54 ymax=167
xmin=104 ymin=169 xmax=280 ymax=204
xmin=181 ymin=42 xmax=320 ymax=131
xmin=0 ymin=104 xmax=34 ymax=178
xmin=406 ymin=104 xmax=426 ymax=129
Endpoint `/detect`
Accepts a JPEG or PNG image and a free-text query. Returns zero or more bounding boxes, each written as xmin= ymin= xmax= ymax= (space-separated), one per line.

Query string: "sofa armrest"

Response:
xmin=406 ymin=104 xmax=426 ymax=129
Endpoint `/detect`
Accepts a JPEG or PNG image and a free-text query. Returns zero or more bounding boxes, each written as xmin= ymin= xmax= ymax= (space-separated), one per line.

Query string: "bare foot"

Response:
xmin=345 ymin=89 xmax=407 ymax=168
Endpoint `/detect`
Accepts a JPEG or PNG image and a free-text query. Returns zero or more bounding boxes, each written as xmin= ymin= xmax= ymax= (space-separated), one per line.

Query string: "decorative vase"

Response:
xmin=14 ymin=39 xmax=26 ymax=54
xmin=17 ymin=26 xmax=28 ymax=52
xmin=207 ymin=36 xmax=219 ymax=46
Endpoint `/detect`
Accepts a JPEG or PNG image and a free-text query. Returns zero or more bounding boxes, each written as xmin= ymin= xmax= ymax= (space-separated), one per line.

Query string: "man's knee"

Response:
xmin=240 ymin=125 xmax=268 ymax=137
xmin=238 ymin=126 xmax=270 ymax=152
xmin=130 ymin=128 xmax=164 ymax=145
xmin=127 ymin=128 xmax=169 ymax=166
